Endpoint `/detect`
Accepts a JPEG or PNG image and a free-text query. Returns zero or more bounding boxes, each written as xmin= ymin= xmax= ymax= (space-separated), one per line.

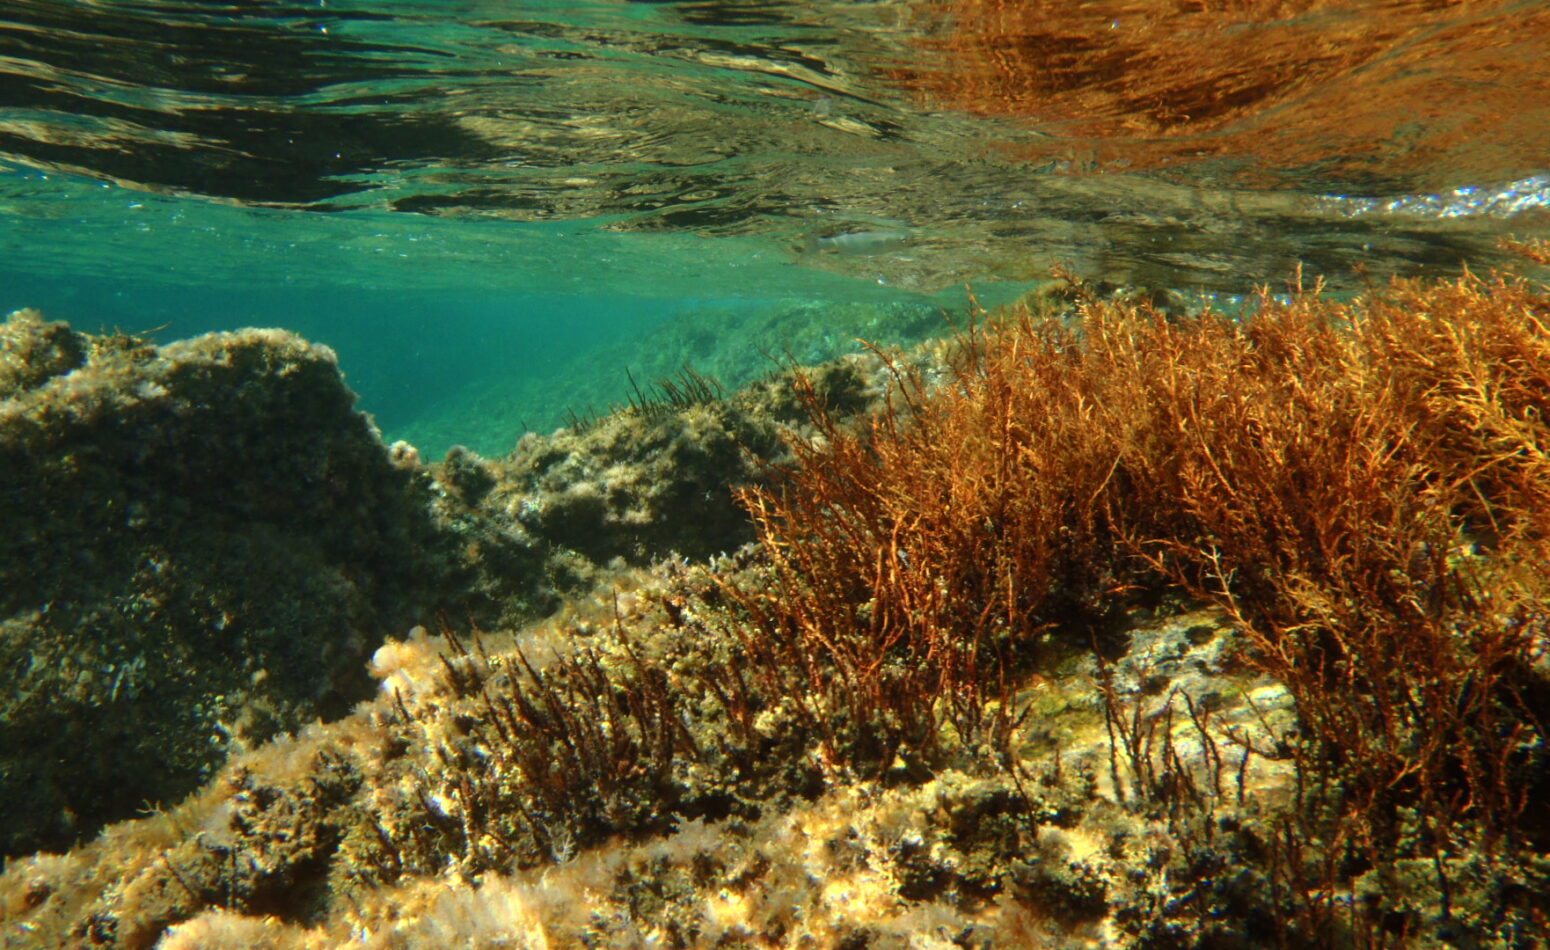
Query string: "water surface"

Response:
xmin=2 ymin=0 xmax=1547 ymax=454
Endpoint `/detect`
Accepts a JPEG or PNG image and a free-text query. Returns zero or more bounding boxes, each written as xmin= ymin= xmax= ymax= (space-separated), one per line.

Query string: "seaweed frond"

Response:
xmin=731 ymin=269 xmax=1550 ymax=938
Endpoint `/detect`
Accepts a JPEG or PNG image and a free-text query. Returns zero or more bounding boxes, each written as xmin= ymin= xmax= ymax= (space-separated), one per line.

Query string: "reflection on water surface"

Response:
xmin=0 ymin=0 xmax=1546 ymax=296
xmin=894 ymin=0 xmax=1550 ymax=195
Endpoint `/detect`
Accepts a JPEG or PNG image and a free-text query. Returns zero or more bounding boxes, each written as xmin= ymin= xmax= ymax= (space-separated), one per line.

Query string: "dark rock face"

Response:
xmin=0 ymin=311 xmax=497 ymax=857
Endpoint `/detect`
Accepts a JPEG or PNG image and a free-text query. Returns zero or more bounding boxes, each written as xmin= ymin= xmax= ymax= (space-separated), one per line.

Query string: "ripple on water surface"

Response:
xmin=1 ymin=0 xmax=1547 ymax=294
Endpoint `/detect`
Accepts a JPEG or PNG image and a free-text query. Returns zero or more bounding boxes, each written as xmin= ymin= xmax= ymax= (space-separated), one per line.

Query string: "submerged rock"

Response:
xmin=0 ymin=308 xmax=86 ymax=396
xmin=0 ymin=307 xmax=884 ymax=859
xmin=490 ymin=359 xmax=875 ymax=565
xmin=0 ymin=576 xmax=1309 ymax=950
xmin=419 ymin=352 xmax=888 ymax=572
xmin=0 ymin=311 xmax=550 ymax=857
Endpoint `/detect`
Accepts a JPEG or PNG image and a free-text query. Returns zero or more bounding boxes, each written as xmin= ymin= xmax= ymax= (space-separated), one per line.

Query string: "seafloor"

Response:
xmin=0 ymin=272 xmax=1546 ymax=949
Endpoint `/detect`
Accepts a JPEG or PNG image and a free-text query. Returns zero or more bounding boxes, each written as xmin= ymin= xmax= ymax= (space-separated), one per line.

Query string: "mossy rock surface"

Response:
xmin=0 ymin=312 xmax=532 ymax=857
xmin=0 ymin=306 xmax=891 ymax=858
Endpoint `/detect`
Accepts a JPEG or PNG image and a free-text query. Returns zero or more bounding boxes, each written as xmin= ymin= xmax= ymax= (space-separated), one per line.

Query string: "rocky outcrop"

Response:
xmin=481 ymin=357 xmax=879 ymax=565
xmin=0 ymin=310 xmax=547 ymax=857
xmin=2 ymin=272 xmax=1548 ymax=948
xmin=0 ymin=307 xmax=888 ymax=860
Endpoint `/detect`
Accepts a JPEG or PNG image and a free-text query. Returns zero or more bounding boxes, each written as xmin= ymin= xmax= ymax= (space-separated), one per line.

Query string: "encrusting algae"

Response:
xmin=1 ymin=263 xmax=1547 ymax=948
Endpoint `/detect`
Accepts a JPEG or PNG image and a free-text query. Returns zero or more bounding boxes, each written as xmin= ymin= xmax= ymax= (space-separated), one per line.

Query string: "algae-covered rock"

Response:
xmin=4 ymin=273 xmax=1546 ymax=948
xmin=0 ymin=577 xmax=1316 ymax=950
xmin=0 ymin=311 xmax=546 ymax=857
xmin=0 ymin=304 xmax=892 ymax=859
xmin=476 ymin=356 xmax=883 ymax=565
xmin=500 ymin=399 xmax=772 ymax=563
xmin=0 ymin=308 xmax=86 ymax=396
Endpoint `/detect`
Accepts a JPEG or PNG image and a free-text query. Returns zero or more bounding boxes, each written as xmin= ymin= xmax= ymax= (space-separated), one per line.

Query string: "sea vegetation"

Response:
xmin=1 ymin=267 xmax=1547 ymax=948
xmin=731 ymin=267 xmax=1550 ymax=942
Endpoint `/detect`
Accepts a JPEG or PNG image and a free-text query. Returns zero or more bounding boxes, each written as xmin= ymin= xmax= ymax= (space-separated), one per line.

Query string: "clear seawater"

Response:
xmin=3 ymin=0 xmax=1548 ymax=457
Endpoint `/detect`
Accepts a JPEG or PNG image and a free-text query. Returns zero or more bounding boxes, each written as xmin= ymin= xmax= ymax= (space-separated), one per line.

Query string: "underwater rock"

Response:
xmin=0 ymin=302 xmax=909 ymax=859
xmin=498 ymin=398 xmax=775 ymax=564
xmin=0 ymin=311 xmax=548 ymax=858
xmin=447 ymin=355 xmax=885 ymax=567
xmin=0 ymin=308 xmax=86 ymax=397
xmin=0 ymin=305 xmax=894 ymax=861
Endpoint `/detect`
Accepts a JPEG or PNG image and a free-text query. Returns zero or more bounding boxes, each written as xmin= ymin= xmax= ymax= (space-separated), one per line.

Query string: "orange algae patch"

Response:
xmin=738 ymin=272 xmax=1549 ymax=914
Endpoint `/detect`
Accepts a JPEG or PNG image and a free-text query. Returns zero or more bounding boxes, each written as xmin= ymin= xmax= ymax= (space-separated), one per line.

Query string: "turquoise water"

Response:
xmin=3 ymin=0 xmax=1548 ymax=456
